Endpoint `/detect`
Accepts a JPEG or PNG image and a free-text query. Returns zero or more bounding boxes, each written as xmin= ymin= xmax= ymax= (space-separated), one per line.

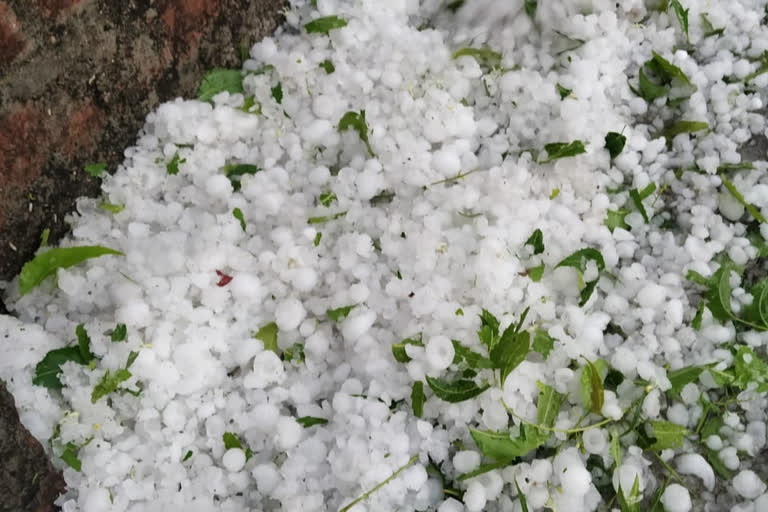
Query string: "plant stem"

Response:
xmin=339 ymin=455 xmax=418 ymax=512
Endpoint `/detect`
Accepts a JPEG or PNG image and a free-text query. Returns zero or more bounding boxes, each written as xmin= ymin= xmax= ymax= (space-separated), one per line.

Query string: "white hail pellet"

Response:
xmin=660 ymin=484 xmax=692 ymax=512
xmin=222 ymin=448 xmax=246 ymax=472
xmin=425 ymin=335 xmax=455 ymax=371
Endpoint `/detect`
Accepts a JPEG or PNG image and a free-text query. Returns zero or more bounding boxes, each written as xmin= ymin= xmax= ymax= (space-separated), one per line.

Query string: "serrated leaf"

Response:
xmin=110 ymin=324 xmax=127 ymax=342
xmin=580 ymin=359 xmax=607 ymax=414
xmin=478 ymin=309 xmax=501 ymax=350
xmin=338 ymin=110 xmax=375 ymax=157
xmin=540 ymin=140 xmax=586 ymax=163
xmin=491 ymin=330 xmax=530 ymax=386
xmin=297 ymin=416 xmax=328 ymax=428
xmin=536 ymin=382 xmax=564 ymax=427
xmin=392 ymin=336 xmax=423 ymax=363
xmin=524 ymin=229 xmax=544 ymax=255
xmin=254 ymin=322 xmax=278 ymax=353
xmin=411 ymin=381 xmax=426 ymax=418
xmin=452 ymin=340 xmax=494 ymax=369
xmin=605 ymin=132 xmax=627 ymax=159
xmin=32 ymin=347 xmax=86 ymax=389
xmin=469 ymin=424 xmax=549 ymax=461
xmin=305 ymin=15 xmax=348 ymax=35
xmin=19 ymin=246 xmax=123 ymax=296
xmin=91 ymin=368 xmax=132 ymax=403
xmin=198 ymin=69 xmax=243 ymax=102
xmin=532 ymin=328 xmax=555 ymax=359
xmin=223 ymin=163 xmax=261 ymax=192
xmin=648 ymin=420 xmax=688 ymax=451
xmin=425 ymin=376 xmax=489 ymax=403
xmin=327 ymin=305 xmax=355 ymax=322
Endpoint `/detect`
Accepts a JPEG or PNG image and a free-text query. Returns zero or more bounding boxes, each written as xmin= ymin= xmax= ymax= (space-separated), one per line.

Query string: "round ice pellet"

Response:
xmin=425 ymin=335 xmax=455 ymax=371
xmin=222 ymin=448 xmax=246 ymax=472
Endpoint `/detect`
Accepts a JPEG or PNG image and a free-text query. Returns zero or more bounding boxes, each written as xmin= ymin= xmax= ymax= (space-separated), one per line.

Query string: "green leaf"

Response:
xmin=411 ymin=381 xmax=426 ymax=418
xmin=540 ymin=140 xmax=586 ymax=163
xmin=222 ymin=432 xmax=253 ymax=461
xmin=320 ymin=59 xmax=335 ymax=73
xmin=617 ymin=476 xmax=642 ymax=512
xmin=370 ymin=190 xmax=396 ymax=206
xmin=629 ymin=183 xmax=657 ymax=223
xmin=720 ymin=174 xmax=767 ymax=224
xmin=233 ymin=208 xmax=247 ymax=231
xmin=610 ymin=430 xmax=622 ymax=465
xmin=75 ymin=324 xmax=95 ymax=363
xmin=605 ymin=132 xmax=627 ymax=159
xmin=732 ymin=345 xmax=768 ymax=391
xmin=313 ymin=232 xmax=322 ymax=247
xmin=635 ymin=66 xmax=668 ymax=101
xmin=253 ymin=322 xmax=278 ymax=352
xmin=661 ymin=120 xmax=709 ymax=141
xmin=700 ymin=13 xmax=724 ymax=37
xmin=392 ymin=336 xmax=423 ymax=363
xmin=32 ymin=347 xmax=86 ymax=389
xmin=305 ymin=15 xmax=348 ymax=35
xmin=666 ymin=366 xmax=704 ymax=397
xmin=19 ymin=245 xmax=123 ymax=296
xmin=452 ymin=340 xmax=494 ymax=369
xmin=91 ymin=368 xmax=132 ymax=403
xmin=126 ymin=351 xmax=139 ymax=368
xmin=223 ymin=163 xmax=261 ymax=191
xmin=338 ymin=110 xmax=375 ymax=157
xmin=283 ymin=343 xmax=305 ymax=364
xmin=524 ymin=229 xmax=544 ymax=255
xmin=536 ymin=382 xmax=564 ymax=427
xmin=271 ymin=82 xmax=283 ymax=104
xmin=524 ymin=0 xmax=537 ymax=18
xmin=669 ymin=0 xmax=689 ymax=42
xmin=477 ymin=309 xmax=501 ymax=350
xmin=166 ymin=151 xmax=185 ymax=175
xmin=490 ymin=330 xmax=531 ymax=386
xmin=526 ymin=263 xmax=545 ymax=282
xmin=327 ymin=305 xmax=355 ymax=322
xmin=308 ymin=211 xmax=347 ymax=224
xmin=110 ymin=323 xmax=127 ymax=342
xmin=425 ymin=376 xmax=490 ymax=403
xmin=469 ymin=424 xmax=549 ymax=460
xmin=555 ymin=248 xmax=606 ymax=306
xmin=648 ymin=420 xmax=688 ymax=451
xmin=297 ymin=416 xmax=328 ymax=428
xmin=633 ymin=51 xmax=695 ymax=103
xmin=452 ymin=47 xmax=502 ymax=71
xmin=183 ymin=450 xmax=193 ymax=461
xmin=84 ymin=162 xmax=107 ymax=177
xmin=99 ymin=202 xmax=124 ymax=214
xmin=705 ymin=446 xmax=732 ymax=479
xmin=580 ymin=359 xmax=607 ymax=414
xmin=198 ymin=69 xmax=244 ymax=102
xmin=556 ymin=83 xmax=571 ymax=100
xmin=532 ymin=328 xmax=555 ymax=359
xmin=742 ymin=279 xmax=768 ymax=328
xmin=61 ymin=442 xmax=82 ymax=471
xmin=605 ymin=208 xmax=630 ymax=232
xmin=647 ymin=51 xmax=693 ymax=86
xmin=318 ymin=191 xmax=337 ymax=207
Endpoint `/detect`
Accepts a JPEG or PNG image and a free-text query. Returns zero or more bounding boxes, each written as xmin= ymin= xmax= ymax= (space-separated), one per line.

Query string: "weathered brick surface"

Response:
xmin=0 ymin=1 xmax=284 ymax=509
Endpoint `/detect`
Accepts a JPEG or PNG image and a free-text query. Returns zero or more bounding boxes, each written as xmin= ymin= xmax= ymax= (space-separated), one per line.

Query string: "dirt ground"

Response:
xmin=0 ymin=1 xmax=284 ymax=509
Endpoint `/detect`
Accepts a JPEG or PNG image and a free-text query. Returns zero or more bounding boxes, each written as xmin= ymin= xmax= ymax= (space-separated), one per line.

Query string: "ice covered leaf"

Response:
xmin=532 ymin=328 xmax=555 ymax=359
xmin=540 ymin=140 xmax=586 ymax=163
xmin=629 ymin=183 xmax=657 ymax=223
xmin=392 ymin=335 xmax=423 ymax=363
xmin=253 ymin=322 xmax=278 ymax=353
xmin=75 ymin=324 xmax=95 ymax=364
xmin=741 ymin=279 xmax=768 ymax=328
xmin=580 ymin=359 xmax=607 ymax=414
xmin=222 ymin=432 xmax=253 ymax=460
xmin=666 ymin=365 xmax=705 ymax=397
xmin=490 ymin=330 xmax=530 ymax=386
xmin=699 ymin=14 xmax=725 ymax=38
xmin=304 ymin=15 xmax=348 ymax=35
xmin=477 ymin=309 xmax=500 ymax=350
xmin=338 ymin=110 xmax=375 ymax=157
xmin=555 ymin=248 xmax=606 ymax=306
xmin=91 ymin=368 xmax=132 ymax=403
xmin=605 ymin=132 xmax=626 ymax=159
xmin=327 ymin=305 xmax=355 ymax=322
xmin=19 ymin=245 xmax=123 ymax=296
xmin=223 ymin=163 xmax=261 ymax=191
xmin=648 ymin=420 xmax=688 ymax=451
xmin=632 ymin=51 xmax=694 ymax=102
xmin=452 ymin=47 xmax=502 ymax=71
xmin=297 ymin=416 xmax=328 ymax=428
xmin=110 ymin=323 xmax=127 ymax=342
xmin=669 ymin=0 xmax=689 ymax=42
xmin=605 ymin=208 xmax=630 ymax=232
xmin=524 ymin=229 xmax=544 ymax=255
xmin=732 ymin=345 xmax=768 ymax=391
xmin=469 ymin=424 xmax=549 ymax=460
xmin=411 ymin=381 xmax=426 ymax=418
xmin=526 ymin=263 xmax=545 ymax=282
xmin=198 ymin=69 xmax=243 ymax=102
xmin=32 ymin=347 xmax=86 ymax=389
xmin=452 ymin=340 xmax=494 ymax=369
xmin=660 ymin=120 xmax=709 ymax=141
xmin=536 ymin=382 xmax=564 ymax=427
xmin=720 ymin=174 xmax=767 ymax=224
xmin=425 ymin=376 xmax=490 ymax=403
xmin=166 ymin=151 xmax=184 ymax=175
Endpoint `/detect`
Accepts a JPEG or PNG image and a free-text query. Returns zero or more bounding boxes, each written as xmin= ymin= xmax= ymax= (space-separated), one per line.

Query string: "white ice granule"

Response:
xmin=274 ymin=297 xmax=306 ymax=331
xmin=463 ymin=481 xmax=486 ymax=512
xmin=660 ymin=484 xmax=692 ymax=512
xmin=733 ymin=470 xmax=767 ymax=499
xmin=222 ymin=448 xmax=246 ymax=472
xmin=453 ymin=451 xmax=481 ymax=473
xmin=425 ymin=335 xmax=455 ymax=372
xmin=245 ymin=351 xmax=285 ymax=389
xmin=676 ymin=453 xmax=715 ymax=491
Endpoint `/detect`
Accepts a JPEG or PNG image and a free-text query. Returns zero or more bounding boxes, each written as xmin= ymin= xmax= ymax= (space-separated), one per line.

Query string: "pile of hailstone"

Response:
xmin=3 ymin=0 xmax=768 ymax=510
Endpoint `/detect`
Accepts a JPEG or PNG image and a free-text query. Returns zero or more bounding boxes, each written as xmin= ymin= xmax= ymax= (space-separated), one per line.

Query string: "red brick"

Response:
xmin=0 ymin=104 xmax=47 ymax=191
xmin=0 ymin=2 xmax=25 ymax=66
xmin=59 ymin=102 xmax=104 ymax=155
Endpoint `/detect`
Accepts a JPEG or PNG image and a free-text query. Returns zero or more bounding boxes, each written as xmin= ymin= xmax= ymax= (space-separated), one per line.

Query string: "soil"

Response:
xmin=0 ymin=0 xmax=284 ymax=509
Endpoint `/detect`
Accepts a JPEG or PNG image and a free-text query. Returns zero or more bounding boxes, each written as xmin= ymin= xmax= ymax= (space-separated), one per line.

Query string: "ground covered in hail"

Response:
xmin=2 ymin=0 xmax=768 ymax=510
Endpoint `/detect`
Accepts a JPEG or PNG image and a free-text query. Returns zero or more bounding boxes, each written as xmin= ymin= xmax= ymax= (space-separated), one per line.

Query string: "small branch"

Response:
xmin=339 ymin=455 xmax=419 ymax=512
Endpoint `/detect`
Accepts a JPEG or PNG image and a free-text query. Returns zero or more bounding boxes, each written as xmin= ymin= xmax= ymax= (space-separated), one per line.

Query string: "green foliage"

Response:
xmin=666 ymin=365 xmax=704 ymax=398
xmin=411 ymin=381 xmax=426 ymax=418
xmin=110 ymin=323 xmax=127 ymax=342
xmin=223 ymin=163 xmax=261 ymax=191
xmin=305 ymin=15 xmax=348 ymax=35
xmin=327 ymin=305 xmax=355 ymax=322
xmin=99 ymin=202 xmax=124 ymax=214
xmin=631 ymin=51 xmax=695 ymax=103
xmin=669 ymin=0 xmax=689 ymax=42
xmin=222 ymin=432 xmax=253 ymax=461
xmin=271 ymin=82 xmax=283 ymax=104
xmin=555 ymin=248 xmax=606 ymax=306
xmin=320 ymin=59 xmax=335 ymax=73
xmin=233 ymin=208 xmax=247 ymax=231
xmin=91 ymin=368 xmax=132 ymax=403
xmin=581 ymin=359 xmax=606 ymax=415
xmin=629 ymin=183 xmax=657 ymax=223
xmin=532 ymin=328 xmax=555 ymax=358
xmin=524 ymin=0 xmax=537 ymax=18
xmin=605 ymin=208 xmax=630 ymax=232
xmin=198 ymin=69 xmax=244 ymax=102
xmin=452 ymin=340 xmax=494 ymax=369
xmin=308 ymin=211 xmax=347 ymax=224
xmin=338 ymin=110 xmax=375 ymax=157
xmin=61 ymin=442 xmax=83 ymax=471
xmin=425 ymin=376 xmax=490 ymax=402
xmin=660 ymin=120 xmax=709 ymax=141
xmin=392 ymin=335 xmax=423 ymax=363
xmin=526 ymin=263 xmax=545 ymax=282
xmin=525 ymin=229 xmax=544 ymax=255
xmin=33 ymin=347 xmax=86 ymax=389
xmin=556 ymin=83 xmax=572 ymax=99
xmin=720 ymin=174 xmax=767 ymax=224
xmin=253 ymin=322 xmax=278 ymax=353
xmin=452 ymin=47 xmax=503 ymax=71
xmin=605 ymin=132 xmax=627 ymax=159
xmin=540 ymin=140 xmax=587 ymax=163
xmin=166 ymin=152 xmax=185 ymax=175
xmin=84 ymin=162 xmax=107 ymax=177
xmin=297 ymin=416 xmax=328 ymax=428
xmin=19 ymin=245 xmax=123 ymax=295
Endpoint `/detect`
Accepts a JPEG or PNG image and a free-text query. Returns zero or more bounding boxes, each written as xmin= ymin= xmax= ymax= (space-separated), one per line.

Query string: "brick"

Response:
xmin=0 ymin=2 xmax=25 ymax=66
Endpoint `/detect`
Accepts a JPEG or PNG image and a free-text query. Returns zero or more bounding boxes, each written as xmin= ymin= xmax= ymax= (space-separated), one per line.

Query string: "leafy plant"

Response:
xmin=253 ymin=322 xmax=278 ymax=353
xmin=223 ymin=163 xmax=261 ymax=191
xmin=327 ymin=305 xmax=355 ymax=322
xmin=84 ymin=162 xmax=107 ymax=178
xmin=198 ymin=69 xmax=244 ymax=102
xmin=556 ymin=83 xmax=572 ymax=100
xmin=555 ymin=248 xmax=606 ymax=306
xmin=425 ymin=376 xmax=490 ymax=402
xmin=320 ymin=59 xmax=335 ymax=73
xmin=540 ymin=140 xmax=586 ymax=163
xmin=222 ymin=432 xmax=253 ymax=461
xmin=305 ymin=15 xmax=348 ymax=35
xmin=392 ymin=335 xmax=423 ymax=363
xmin=605 ymin=132 xmax=626 ymax=159
xmin=338 ymin=110 xmax=375 ymax=157
xmin=452 ymin=47 xmax=503 ymax=71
